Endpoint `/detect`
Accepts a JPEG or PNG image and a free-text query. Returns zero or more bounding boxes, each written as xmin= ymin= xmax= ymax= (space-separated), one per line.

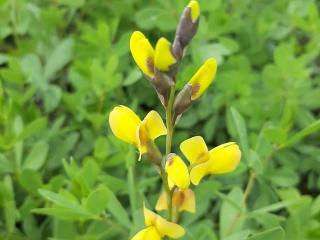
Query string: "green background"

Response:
xmin=0 ymin=0 xmax=319 ymax=239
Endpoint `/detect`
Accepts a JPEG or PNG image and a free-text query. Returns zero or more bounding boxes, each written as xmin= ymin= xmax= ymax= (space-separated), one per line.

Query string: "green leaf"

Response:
xmin=263 ymin=126 xmax=287 ymax=144
xmin=19 ymin=169 xmax=43 ymax=194
xmin=220 ymin=187 xmax=245 ymax=238
xmin=16 ymin=118 xmax=47 ymax=142
xmin=0 ymin=176 xmax=16 ymax=233
xmin=230 ymin=107 xmax=249 ymax=162
xmin=85 ymin=187 xmax=109 ymax=215
xmin=43 ymin=85 xmax=62 ymax=112
xmin=280 ymin=119 xmax=320 ymax=148
xmin=223 ymin=230 xmax=250 ymax=240
xmin=23 ymin=141 xmax=49 ymax=170
xmin=104 ymin=186 xmax=131 ymax=228
xmin=44 ymin=38 xmax=73 ymax=80
xmin=247 ymin=227 xmax=285 ymax=240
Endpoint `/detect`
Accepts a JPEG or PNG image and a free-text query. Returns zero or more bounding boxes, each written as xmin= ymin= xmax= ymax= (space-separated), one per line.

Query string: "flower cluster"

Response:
xmin=108 ymin=1 xmax=241 ymax=239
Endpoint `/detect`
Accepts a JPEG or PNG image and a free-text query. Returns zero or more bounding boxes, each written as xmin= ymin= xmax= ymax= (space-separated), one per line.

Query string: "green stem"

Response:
xmin=164 ymin=85 xmax=176 ymax=222
xmin=128 ymin=164 xmax=137 ymax=225
xmin=165 ymin=85 xmax=176 ymax=155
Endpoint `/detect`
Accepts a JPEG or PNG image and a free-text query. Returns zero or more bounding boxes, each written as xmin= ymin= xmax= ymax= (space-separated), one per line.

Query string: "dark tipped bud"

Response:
xmin=173 ymin=84 xmax=193 ymax=124
xmin=172 ymin=1 xmax=200 ymax=59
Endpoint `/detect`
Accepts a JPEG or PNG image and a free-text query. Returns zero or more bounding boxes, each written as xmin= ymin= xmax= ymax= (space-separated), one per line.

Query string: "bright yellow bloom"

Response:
xmin=155 ymin=37 xmax=176 ymax=71
xmin=109 ymin=105 xmax=166 ymax=156
xmin=180 ymin=136 xmax=241 ymax=185
xmin=188 ymin=0 xmax=200 ymax=22
xmin=188 ymin=58 xmax=217 ymax=100
xmin=156 ymin=189 xmax=196 ymax=213
xmin=130 ymin=31 xmax=155 ymax=78
xmin=165 ymin=154 xmax=190 ymax=189
xmin=130 ymin=32 xmax=176 ymax=76
xmin=131 ymin=206 xmax=185 ymax=240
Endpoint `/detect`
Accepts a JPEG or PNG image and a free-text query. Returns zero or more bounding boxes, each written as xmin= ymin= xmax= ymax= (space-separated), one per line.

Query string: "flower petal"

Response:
xmin=130 ymin=31 xmax=155 ymax=78
xmin=109 ymin=105 xmax=141 ymax=146
xmin=154 ymin=37 xmax=176 ymax=71
xmin=176 ymin=189 xmax=196 ymax=213
xmin=190 ymin=161 xmax=210 ymax=185
xmin=180 ymin=136 xmax=209 ymax=164
xmin=131 ymin=227 xmax=161 ymax=240
xmin=208 ymin=142 xmax=241 ymax=174
xmin=155 ymin=191 xmax=167 ymax=211
xmin=188 ymin=0 xmax=200 ymax=22
xmin=144 ymin=205 xmax=157 ymax=226
xmin=155 ymin=215 xmax=185 ymax=238
xmin=165 ymin=154 xmax=190 ymax=189
xmin=142 ymin=110 xmax=167 ymax=140
xmin=188 ymin=58 xmax=217 ymax=100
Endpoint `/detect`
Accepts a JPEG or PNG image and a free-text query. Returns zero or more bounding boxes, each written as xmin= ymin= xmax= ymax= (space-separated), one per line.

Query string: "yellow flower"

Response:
xmin=180 ymin=136 xmax=241 ymax=185
xmin=131 ymin=206 xmax=185 ymax=240
xmin=156 ymin=189 xmax=196 ymax=213
xmin=165 ymin=154 xmax=190 ymax=189
xmin=130 ymin=32 xmax=176 ymax=76
xmin=188 ymin=58 xmax=218 ymax=100
xmin=108 ymin=105 xmax=167 ymax=156
xmin=155 ymin=37 xmax=176 ymax=71
xmin=188 ymin=0 xmax=200 ymax=22
xmin=130 ymin=31 xmax=155 ymax=78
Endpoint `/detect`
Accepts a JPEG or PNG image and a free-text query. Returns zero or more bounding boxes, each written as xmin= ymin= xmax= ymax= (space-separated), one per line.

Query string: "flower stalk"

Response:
xmin=108 ymin=1 xmax=242 ymax=239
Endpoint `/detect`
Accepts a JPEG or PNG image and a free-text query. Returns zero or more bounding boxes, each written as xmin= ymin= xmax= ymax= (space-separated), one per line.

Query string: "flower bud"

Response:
xmin=173 ymin=58 xmax=217 ymax=123
xmin=172 ymin=0 xmax=200 ymax=59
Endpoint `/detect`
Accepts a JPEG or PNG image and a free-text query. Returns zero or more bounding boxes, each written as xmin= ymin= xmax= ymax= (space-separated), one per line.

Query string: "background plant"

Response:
xmin=0 ymin=0 xmax=319 ymax=240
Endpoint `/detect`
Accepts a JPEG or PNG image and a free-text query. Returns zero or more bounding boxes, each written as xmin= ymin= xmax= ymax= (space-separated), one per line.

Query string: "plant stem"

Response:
xmin=226 ymin=169 xmax=256 ymax=235
xmin=165 ymin=85 xmax=176 ymax=155
xmin=164 ymin=85 xmax=176 ymax=222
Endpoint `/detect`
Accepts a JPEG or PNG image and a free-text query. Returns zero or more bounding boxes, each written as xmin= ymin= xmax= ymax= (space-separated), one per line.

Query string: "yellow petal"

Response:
xmin=142 ymin=110 xmax=167 ymax=140
xmin=188 ymin=0 xmax=200 ymax=22
xmin=168 ymin=176 xmax=175 ymax=190
xmin=130 ymin=31 xmax=155 ymax=78
xmin=188 ymin=58 xmax=218 ymax=100
xmin=143 ymin=205 xmax=157 ymax=226
xmin=155 ymin=215 xmax=185 ymax=238
xmin=155 ymin=191 xmax=167 ymax=211
xmin=137 ymin=122 xmax=148 ymax=155
xmin=175 ymin=189 xmax=196 ymax=213
xmin=109 ymin=105 xmax=141 ymax=146
xmin=180 ymin=136 xmax=209 ymax=164
xmin=165 ymin=154 xmax=190 ymax=189
xmin=208 ymin=142 xmax=241 ymax=174
xmin=154 ymin=37 xmax=176 ymax=71
xmin=131 ymin=227 xmax=161 ymax=240
xmin=190 ymin=161 xmax=211 ymax=185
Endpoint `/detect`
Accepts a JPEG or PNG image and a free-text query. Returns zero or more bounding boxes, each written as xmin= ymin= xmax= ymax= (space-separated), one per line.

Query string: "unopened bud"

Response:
xmin=172 ymin=0 xmax=200 ymax=59
xmin=173 ymin=84 xmax=193 ymax=124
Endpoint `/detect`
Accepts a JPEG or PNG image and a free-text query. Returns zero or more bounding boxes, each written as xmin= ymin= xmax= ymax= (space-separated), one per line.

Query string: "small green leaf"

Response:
xmin=23 ymin=141 xmax=49 ymax=170
xmin=44 ymin=38 xmax=73 ymax=80
xmin=85 ymin=187 xmax=109 ymax=215
xmin=280 ymin=119 xmax=320 ymax=148
xmin=230 ymin=107 xmax=249 ymax=162
xmin=247 ymin=227 xmax=285 ymax=240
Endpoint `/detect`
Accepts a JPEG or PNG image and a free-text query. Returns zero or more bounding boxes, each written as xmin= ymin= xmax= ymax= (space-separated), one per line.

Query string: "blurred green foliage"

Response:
xmin=0 ymin=0 xmax=319 ymax=239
